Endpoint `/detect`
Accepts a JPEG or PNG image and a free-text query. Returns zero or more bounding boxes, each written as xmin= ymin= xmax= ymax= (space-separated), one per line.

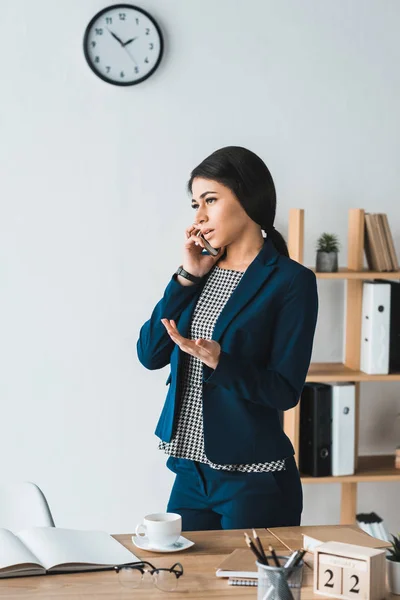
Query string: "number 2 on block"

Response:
xmin=318 ymin=563 xmax=342 ymax=595
xmin=343 ymin=568 xmax=366 ymax=597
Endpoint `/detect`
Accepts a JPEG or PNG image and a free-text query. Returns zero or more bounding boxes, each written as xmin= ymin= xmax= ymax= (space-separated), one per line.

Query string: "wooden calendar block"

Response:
xmin=318 ymin=556 xmax=342 ymax=595
xmin=314 ymin=541 xmax=386 ymax=600
xmin=342 ymin=565 xmax=368 ymax=598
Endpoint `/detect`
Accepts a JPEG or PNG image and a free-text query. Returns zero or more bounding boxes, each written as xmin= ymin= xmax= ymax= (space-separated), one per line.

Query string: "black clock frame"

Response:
xmin=83 ymin=3 xmax=164 ymax=86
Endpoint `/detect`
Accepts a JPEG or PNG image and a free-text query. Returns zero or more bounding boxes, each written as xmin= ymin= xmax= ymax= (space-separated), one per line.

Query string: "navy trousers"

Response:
xmin=166 ymin=455 xmax=302 ymax=531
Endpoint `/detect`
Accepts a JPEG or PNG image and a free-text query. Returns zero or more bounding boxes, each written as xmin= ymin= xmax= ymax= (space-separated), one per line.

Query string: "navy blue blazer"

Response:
xmin=137 ymin=238 xmax=318 ymax=464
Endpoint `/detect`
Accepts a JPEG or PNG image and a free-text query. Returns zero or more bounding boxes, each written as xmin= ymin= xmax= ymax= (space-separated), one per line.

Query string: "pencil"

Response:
xmin=244 ymin=532 xmax=266 ymax=565
xmin=252 ymin=529 xmax=269 ymax=565
xmin=268 ymin=544 xmax=280 ymax=567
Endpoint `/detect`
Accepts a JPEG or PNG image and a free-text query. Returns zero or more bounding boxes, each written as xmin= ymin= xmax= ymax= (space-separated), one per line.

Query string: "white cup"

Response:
xmin=135 ymin=513 xmax=182 ymax=547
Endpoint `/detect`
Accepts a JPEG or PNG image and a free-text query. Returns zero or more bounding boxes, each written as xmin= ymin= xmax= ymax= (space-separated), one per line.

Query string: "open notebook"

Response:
xmin=0 ymin=527 xmax=139 ymax=578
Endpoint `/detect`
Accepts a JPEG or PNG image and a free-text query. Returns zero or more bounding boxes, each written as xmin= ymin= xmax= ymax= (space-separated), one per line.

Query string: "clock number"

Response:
xmin=149 ymin=43 xmax=154 ymax=50
xmin=106 ymin=66 xmax=111 ymax=73
xmin=105 ymin=17 xmax=112 ymax=24
xmin=136 ymin=18 xmax=139 ymax=24
xmin=324 ymin=569 xmax=334 ymax=589
xmin=91 ymin=41 xmax=96 ymax=48
xmin=134 ymin=66 xmax=139 ymax=74
xmin=120 ymin=71 xmax=125 ymax=78
xmin=349 ymin=575 xmax=360 ymax=594
xmin=94 ymin=56 xmax=100 ymax=63
xmin=95 ymin=28 xmax=103 ymax=35
xmin=119 ymin=13 xmax=126 ymax=20
xmin=144 ymin=57 xmax=149 ymax=63
xmin=146 ymin=28 xmax=150 ymax=35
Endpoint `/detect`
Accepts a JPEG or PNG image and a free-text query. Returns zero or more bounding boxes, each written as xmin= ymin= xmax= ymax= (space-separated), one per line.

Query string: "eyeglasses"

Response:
xmin=114 ymin=560 xmax=184 ymax=592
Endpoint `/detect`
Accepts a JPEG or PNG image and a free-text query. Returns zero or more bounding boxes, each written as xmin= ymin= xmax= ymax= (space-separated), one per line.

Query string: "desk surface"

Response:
xmin=0 ymin=527 xmax=394 ymax=599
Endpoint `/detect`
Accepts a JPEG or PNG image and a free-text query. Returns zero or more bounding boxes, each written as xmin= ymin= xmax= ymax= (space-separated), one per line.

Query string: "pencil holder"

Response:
xmin=257 ymin=556 xmax=304 ymax=600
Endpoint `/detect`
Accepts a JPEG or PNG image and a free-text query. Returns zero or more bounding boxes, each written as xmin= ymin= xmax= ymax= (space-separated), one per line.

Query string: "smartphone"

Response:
xmin=196 ymin=229 xmax=220 ymax=256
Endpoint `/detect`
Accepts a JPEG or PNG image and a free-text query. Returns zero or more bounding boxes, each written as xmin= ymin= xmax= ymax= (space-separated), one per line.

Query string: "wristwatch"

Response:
xmin=175 ymin=266 xmax=203 ymax=284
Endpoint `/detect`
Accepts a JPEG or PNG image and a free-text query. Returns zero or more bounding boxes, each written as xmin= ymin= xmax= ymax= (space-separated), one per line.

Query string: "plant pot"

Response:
xmin=387 ymin=557 xmax=400 ymax=595
xmin=316 ymin=251 xmax=338 ymax=272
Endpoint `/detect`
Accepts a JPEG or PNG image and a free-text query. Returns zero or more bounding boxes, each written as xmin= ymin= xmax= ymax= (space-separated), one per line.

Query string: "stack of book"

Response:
xmin=364 ymin=213 xmax=399 ymax=272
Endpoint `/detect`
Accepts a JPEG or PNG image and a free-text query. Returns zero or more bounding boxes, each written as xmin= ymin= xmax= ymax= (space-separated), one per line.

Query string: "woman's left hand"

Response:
xmin=161 ymin=319 xmax=221 ymax=370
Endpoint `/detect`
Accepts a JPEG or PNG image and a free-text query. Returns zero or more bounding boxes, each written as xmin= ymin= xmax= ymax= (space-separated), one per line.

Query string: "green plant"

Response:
xmin=316 ymin=233 xmax=340 ymax=253
xmin=387 ymin=533 xmax=400 ymax=562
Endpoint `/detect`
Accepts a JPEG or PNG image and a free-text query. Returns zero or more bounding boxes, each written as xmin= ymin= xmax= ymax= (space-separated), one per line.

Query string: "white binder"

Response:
xmin=332 ymin=382 xmax=356 ymax=476
xmin=331 ymin=383 xmax=356 ymax=476
xmin=360 ymin=282 xmax=391 ymax=375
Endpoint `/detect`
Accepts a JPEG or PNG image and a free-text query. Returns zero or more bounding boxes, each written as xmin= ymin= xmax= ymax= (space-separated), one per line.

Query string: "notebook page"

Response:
xmin=16 ymin=528 xmax=137 ymax=571
xmin=0 ymin=529 xmax=43 ymax=571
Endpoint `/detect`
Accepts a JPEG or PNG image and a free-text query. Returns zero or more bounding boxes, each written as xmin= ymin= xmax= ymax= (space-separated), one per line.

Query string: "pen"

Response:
xmin=283 ymin=549 xmax=304 ymax=569
xmin=291 ymin=549 xmax=306 ymax=569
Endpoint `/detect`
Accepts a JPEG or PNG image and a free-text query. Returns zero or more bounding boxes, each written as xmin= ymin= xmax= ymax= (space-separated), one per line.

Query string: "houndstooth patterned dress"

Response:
xmin=159 ymin=264 xmax=286 ymax=473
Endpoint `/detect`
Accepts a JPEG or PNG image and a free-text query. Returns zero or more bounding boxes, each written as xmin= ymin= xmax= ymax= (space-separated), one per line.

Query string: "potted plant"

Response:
xmin=316 ymin=233 xmax=340 ymax=272
xmin=387 ymin=533 xmax=400 ymax=595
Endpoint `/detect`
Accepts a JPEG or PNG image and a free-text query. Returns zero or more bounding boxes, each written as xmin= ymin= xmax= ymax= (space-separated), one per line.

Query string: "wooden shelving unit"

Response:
xmin=308 ymin=268 xmax=400 ymax=280
xmin=301 ymin=455 xmax=400 ymax=484
xmin=284 ymin=208 xmax=400 ymax=525
xmin=307 ymin=363 xmax=400 ymax=382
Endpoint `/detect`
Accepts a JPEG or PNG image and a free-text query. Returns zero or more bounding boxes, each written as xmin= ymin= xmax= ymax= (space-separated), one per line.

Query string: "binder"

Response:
xmin=375 ymin=280 xmax=400 ymax=373
xmin=360 ymin=282 xmax=391 ymax=374
xmin=330 ymin=383 xmax=356 ymax=476
xmin=299 ymin=383 xmax=332 ymax=477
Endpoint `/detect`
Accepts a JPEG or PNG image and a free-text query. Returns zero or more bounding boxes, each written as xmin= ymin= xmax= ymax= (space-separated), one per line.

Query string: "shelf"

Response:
xmin=301 ymin=455 xmax=400 ymax=483
xmin=306 ymin=363 xmax=400 ymax=382
xmin=288 ymin=209 xmax=400 ymax=523
xmin=309 ymin=267 xmax=400 ymax=280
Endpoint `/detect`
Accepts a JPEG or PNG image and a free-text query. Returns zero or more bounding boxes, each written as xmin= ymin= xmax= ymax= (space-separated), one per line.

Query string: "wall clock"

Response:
xmin=83 ymin=4 xmax=163 ymax=86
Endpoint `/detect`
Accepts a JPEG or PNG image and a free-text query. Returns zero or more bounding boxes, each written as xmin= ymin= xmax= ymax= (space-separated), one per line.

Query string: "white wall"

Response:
xmin=1 ymin=0 xmax=399 ymax=534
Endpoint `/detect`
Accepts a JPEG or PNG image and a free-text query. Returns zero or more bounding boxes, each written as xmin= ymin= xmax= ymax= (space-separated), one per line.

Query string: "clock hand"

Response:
xmin=107 ymin=28 xmax=124 ymax=46
xmin=107 ymin=27 xmax=138 ymax=66
xmin=123 ymin=36 xmax=138 ymax=46
xmin=122 ymin=45 xmax=138 ymax=66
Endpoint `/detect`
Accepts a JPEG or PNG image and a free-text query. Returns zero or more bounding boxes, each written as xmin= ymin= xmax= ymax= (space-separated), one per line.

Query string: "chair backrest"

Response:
xmin=0 ymin=482 xmax=55 ymax=531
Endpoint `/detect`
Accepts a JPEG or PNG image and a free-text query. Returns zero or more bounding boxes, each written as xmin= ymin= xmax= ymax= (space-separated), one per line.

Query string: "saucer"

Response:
xmin=132 ymin=534 xmax=194 ymax=553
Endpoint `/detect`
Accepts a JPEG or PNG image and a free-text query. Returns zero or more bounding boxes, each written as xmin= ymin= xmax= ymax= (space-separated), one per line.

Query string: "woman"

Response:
xmin=137 ymin=146 xmax=318 ymax=531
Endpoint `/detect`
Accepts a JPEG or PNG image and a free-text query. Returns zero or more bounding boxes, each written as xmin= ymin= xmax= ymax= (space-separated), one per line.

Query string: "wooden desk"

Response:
xmin=268 ymin=525 xmax=363 ymax=553
xmin=0 ymin=527 xmax=394 ymax=599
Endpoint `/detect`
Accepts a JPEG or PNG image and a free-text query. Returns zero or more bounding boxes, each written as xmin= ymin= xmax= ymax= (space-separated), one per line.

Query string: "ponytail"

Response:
xmin=264 ymin=226 xmax=289 ymax=258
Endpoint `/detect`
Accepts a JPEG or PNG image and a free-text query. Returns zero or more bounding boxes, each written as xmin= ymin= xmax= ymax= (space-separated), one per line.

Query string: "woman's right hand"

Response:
xmin=182 ymin=224 xmax=225 ymax=278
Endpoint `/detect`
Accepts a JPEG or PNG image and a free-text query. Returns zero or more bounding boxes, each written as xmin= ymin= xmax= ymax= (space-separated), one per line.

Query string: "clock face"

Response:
xmin=83 ymin=4 xmax=163 ymax=86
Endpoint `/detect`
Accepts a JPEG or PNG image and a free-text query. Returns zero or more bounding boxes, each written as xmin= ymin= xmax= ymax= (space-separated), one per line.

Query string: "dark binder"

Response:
xmin=375 ymin=280 xmax=400 ymax=373
xmin=299 ymin=383 xmax=332 ymax=477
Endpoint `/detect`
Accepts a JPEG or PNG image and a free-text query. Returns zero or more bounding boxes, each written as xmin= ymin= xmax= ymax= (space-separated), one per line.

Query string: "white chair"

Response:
xmin=0 ymin=482 xmax=55 ymax=531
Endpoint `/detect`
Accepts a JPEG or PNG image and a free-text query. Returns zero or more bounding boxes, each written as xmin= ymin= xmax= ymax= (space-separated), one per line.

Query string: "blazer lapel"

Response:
xmin=212 ymin=238 xmax=279 ymax=343
xmin=177 ymin=237 xmax=279 ymax=345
